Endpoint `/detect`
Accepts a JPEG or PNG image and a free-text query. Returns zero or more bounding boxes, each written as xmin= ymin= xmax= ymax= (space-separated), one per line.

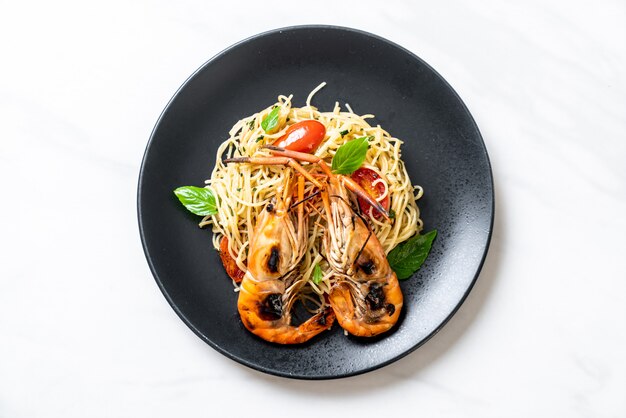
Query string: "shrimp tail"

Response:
xmin=329 ymin=280 xmax=402 ymax=337
xmin=238 ymin=290 xmax=335 ymax=344
xmin=267 ymin=307 xmax=336 ymax=344
xmin=328 ymin=283 xmax=356 ymax=327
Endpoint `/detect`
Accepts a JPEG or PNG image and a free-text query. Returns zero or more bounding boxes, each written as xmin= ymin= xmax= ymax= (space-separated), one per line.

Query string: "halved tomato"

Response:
xmin=219 ymin=236 xmax=245 ymax=283
xmin=272 ymin=120 xmax=326 ymax=153
xmin=350 ymin=167 xmax=390 ymax=219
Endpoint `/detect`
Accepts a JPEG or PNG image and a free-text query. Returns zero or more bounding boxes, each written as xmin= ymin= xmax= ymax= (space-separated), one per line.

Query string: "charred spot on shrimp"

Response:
xmin=386 ymin=303 xmax=396 ymax=316
xmin=315 ymin=310 xmax=331 ymax=326
xmin=258 ymin=293 xmax=283 ymax=320
xmin=358 ymin=259 xmax=376 ymax=275
xmin=365 ymin=283 xmax=385 ymax=311
xmin=267 ymin=246 xmax=280 ymax=273
xmin=242 ymin=317 xmax=256 ymax=331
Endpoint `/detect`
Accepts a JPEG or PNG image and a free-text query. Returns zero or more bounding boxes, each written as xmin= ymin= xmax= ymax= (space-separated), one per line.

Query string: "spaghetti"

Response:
xmin=201 ymin=83 xmax=423 ymax=306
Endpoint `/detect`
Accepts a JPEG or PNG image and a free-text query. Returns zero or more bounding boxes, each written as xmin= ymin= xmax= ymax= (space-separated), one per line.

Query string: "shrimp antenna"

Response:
xmin=290 ymin=190 xmax=322 ymax=211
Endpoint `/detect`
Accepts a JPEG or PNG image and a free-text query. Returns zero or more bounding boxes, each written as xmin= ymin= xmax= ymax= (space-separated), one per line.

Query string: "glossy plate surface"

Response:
xmin=138 ymin=25 xmax=494 ymax=379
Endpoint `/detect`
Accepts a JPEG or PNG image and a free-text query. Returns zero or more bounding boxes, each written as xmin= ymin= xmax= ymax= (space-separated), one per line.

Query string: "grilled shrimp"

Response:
xmin=223 ymin=172 xmax=335 ymax=344
xmin=321 ymin=175 xmax=403 ymax=337
xmin=264 ymin=147 xmax=403 ymax=337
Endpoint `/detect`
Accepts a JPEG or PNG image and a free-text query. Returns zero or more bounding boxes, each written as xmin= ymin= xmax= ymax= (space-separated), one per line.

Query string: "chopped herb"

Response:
xmin=252 ymin=187 xmax=257 ymax=192
xmin=312 ymin=264 xmax=323 ymax=284
xmin=247 ymin=119 xmax=255 ymax=129
xmin=389 ymin=209 xmax=396 ymax=219
xmin=256 ymin=135 xmax=264 ymax=142
xmin=340 ymin=129 xmax=349 ymax=136
xmin=236 ymin=188 xmax=241 ymax=192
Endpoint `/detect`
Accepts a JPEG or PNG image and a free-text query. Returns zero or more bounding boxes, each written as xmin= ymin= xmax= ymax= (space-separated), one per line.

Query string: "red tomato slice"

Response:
xmin=273 ymin=120 xmax=326 ymax=153
xmin=350 ymin=167 xmax=390 ymax=219
xmin=219 ymin=236 xmax=245 ymax=283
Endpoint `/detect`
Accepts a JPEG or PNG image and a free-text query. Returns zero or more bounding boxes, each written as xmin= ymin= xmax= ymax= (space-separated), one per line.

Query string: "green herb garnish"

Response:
xmin=331 ymin=136 xmax=370 ymax=174
xmin=387 ymin=230 xmax=437 ymax=280
xmin=339 ymin=129 xmax=349 ymax=136
xmin=312 ymin=264 xmax=323 ymax=284
xmin=261 ymin=106 xmax=281 ymax=133
xmin=173 ymin=186 xmax=217 ymax=216
xmin=256 ymin=135 xmax=264 ymax=142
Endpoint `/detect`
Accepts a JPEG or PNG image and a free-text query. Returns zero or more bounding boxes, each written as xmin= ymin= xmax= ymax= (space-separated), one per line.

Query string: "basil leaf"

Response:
xmin=331 ymin=136 xmax=370 ymax=174
xmin=173 ymin=186 xmax=217 ymax=216
xmin=261 ymin=106 xmax=280 ymax=133
xmin=387 ymin=230 xmax=437 ymax=280
xmin=312 ymin=264 xmax=323 ymax=284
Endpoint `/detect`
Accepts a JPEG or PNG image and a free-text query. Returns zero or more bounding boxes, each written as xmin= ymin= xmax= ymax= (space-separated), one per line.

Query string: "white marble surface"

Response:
xmin=1 ymin=0 xmax=625 ymax=416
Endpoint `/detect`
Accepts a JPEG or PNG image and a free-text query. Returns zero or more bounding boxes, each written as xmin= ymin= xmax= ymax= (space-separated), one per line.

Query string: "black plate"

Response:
xmin=138 ymin=25 xmax=494 ymax=379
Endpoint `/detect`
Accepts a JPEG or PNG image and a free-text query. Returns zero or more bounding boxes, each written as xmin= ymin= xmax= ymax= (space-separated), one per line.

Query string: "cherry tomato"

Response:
xmin=219 ymin=236 xmax=245 ymax=283
xmin=350 ymin=167 xmax=390 ymax=219
xmin=273 ymin=120 xmax=326 ymax=153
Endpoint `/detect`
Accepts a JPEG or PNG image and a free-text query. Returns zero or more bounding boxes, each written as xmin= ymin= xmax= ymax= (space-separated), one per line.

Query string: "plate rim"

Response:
xmin=137 ymin=24 xmax=495 ymax=380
